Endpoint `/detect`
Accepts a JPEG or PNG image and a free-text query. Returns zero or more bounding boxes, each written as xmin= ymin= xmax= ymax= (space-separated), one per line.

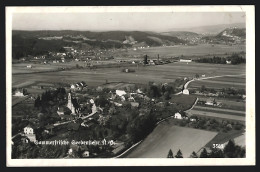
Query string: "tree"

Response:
xmin=164 ymin=91 xmax=171 ymax=100
xmin=190 ymin=151 xmax=198 ymax=158
xmin=143 ymin=55 xmax=148 ymax=64
xmin=209 ymin=148 xmax=224 ymax=158
xmin=175 ymin=149 xmax=183 ymax=158
xmin=34 ymin=95 xmax=41 ymax=108
xmin=195 ymin=73 xmax=200 ymax=78
xmin=200 ymin=85 xmax=206 ymax=93
xmin=96 ymin=95 xmax=109 ymax=108
xmin=224 ymin=140 xmax=236 ymax=157
xmin=161 ymin=85 xmax=166 ymax=94
xmin=200 ymin=148 xmax=208 ymax=158
xmin=167 ymin=149 xmax=174 ymax=158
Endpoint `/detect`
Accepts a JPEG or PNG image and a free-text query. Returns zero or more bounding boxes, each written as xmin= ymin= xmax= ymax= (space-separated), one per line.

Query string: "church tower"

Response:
xmin=67 ymin=92 xmax=75 ymax=114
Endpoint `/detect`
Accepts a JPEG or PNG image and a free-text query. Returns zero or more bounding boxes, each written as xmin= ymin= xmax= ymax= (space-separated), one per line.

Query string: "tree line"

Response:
xmin=195 ymin=54 xmax=245 ymax=65
xmin=167 ymin=140 xmax=245 ymax=158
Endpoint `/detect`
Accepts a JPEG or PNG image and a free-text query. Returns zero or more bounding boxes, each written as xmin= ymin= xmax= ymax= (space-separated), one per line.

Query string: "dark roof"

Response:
xmin=25 ymin=123 xmax=37 ymax=129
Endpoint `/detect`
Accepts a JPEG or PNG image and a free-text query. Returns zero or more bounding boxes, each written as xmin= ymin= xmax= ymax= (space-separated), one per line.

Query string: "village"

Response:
xmin=11 ymin=63 xmax=246 ymax=159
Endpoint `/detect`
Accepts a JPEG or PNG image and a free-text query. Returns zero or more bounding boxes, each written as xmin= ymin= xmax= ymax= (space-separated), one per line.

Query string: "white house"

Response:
xmin=180 ymin=59 xmax=192 ymax=63
xmin=90 ymin=99 xmax=95 ymax=104
xmin=174 ymin=112 xmax=188 ymax=120
xmin=24 ymin=125 xmax=34 ymax=135
xmin=116 ymin=90 xmax=127 ymax=97
xmin=226 ymin=60 xmax=232 ymax=64
xmin=71 ymin=84 xmax=76 ymax=89
xmin=23 ymin=124 xmax=37 ymax=142
xmin=14 ymin=90 xmax=24 ymax=97
xmin=26 ymin=65 xmax=32 ymax=68
xmin=183 ymin=89 xmax=189 ymax=95
xmin=174 ymin=112 xmax=183 ymax=119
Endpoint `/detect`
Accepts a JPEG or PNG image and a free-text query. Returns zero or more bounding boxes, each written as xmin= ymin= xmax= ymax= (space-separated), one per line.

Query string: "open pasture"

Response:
xmin=187 ymin=105 xmax=245 ymax=121
xmin=196 ymin=96 xmax=245 ymax=111
xmin=126 ymin=124 xmax=217 ymax=158
xmin=12 ymin=62 xmax=245 ymax=91
xmin=126 ymin=44 xmax=245 ymax=58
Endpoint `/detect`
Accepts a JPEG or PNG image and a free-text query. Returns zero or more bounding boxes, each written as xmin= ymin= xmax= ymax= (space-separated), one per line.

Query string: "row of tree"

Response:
xmin=167 ymin=140 xmax=245 ymax=158
xmin=195 ymin=54 xmax=245 ymax=65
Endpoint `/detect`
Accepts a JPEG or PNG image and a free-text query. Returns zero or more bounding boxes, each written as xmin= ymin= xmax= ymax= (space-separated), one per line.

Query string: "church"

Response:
xmin=67 ymin=92 xmax=80 ymax=115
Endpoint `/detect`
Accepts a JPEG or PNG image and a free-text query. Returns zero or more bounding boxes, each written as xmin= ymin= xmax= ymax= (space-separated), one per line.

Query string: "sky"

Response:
xmin=12 ymin=12 xmax=245 ymax=32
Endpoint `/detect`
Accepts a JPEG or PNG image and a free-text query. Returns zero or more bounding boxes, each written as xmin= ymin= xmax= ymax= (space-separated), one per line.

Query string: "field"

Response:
xmin=187 ymin=105 xmax=245 ymax=121
xmin=125 ymin=44 xmax=245 ymax=58
xmin=189 ymin=75 xmax=246 ymax=90
xmin=12 ymin=62 xmax=245 ymax=91
xmin=125 ymin=123 xmax=218 ymax=158
xmin=12 ymin=96 xmax=29 ymax=106
xmin=12 ymin=60 xmax=119 ymax=74
xmin=196 ymin=96 xmax=245 ymax=111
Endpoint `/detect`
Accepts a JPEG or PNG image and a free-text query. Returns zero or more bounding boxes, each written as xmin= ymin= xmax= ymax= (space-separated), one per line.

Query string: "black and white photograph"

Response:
xmin=6 ymin=6 xmax=255 ymax=166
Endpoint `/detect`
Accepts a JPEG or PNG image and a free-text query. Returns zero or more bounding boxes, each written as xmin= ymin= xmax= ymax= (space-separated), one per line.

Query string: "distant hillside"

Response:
xmin=216 ymin=27 xmax=246 ymax=39
xmin=160 ymin=31 xmax=199 ymax=37
xmin=168 ymin=23 xmax=245 ymax=35
xmin=12 ymin=30 xmax=187 ymax=59
xmin=201 ymin=27 xmax=246 ymax=43
xmin=160 ymin=31 xmax=200 ymax=43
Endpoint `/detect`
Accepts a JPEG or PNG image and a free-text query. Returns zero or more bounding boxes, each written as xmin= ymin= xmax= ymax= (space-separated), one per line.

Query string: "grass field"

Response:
xmin=125 ymin=44 xmax=245 ymax=58
xmin=126 ymin=124 xmax=218 ymax=158
xmin=189 ymin=78 xmax=245 ymax=90
xmin=192 ymin=106 xmax=245 ymax=116
xmin=12 ymin=62 xmax=245 ymax=91
xmin=12 ymin=96 xmax=29 ymax=106
xmin=187 ymin=105 xmax=245 ymax=121
xmin=196 ymin=96 xmax=245 ymax=111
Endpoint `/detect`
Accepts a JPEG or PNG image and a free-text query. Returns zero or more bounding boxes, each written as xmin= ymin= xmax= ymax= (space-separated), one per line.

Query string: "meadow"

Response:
xmin=12 ymin=62 xmax=245 ymax=92
xmin=186 ymin=105 xmax=245 ymax=122
xmin=125 ymin=124 xmax=218 ymax=158
xmin=125 ymin=44 xmax=245 ymax=58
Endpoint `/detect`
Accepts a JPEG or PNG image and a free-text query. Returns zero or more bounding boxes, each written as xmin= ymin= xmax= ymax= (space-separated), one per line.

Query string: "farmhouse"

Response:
xmin=13 ymin=90 xmax=24 ymax=97
xmin=226 ymin=60 xmax=232 ymax=64
xmin=174 ymin=111 xmax=188 ymax=120
xmin=182 ymin=89 xmax=189 ymax=95
xmin=23 ymin=124 xmax=37 ymax=142
xmin=116 ymin=90 xmax=127 ymax=97
xmin=180 ymin=59 xmax=192 ymax=63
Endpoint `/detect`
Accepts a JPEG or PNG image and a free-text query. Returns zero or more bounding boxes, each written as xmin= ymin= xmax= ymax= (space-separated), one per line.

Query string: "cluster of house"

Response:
xmin=107 ymin=89 xmax=145 ymax=108
xmin=70 ymin=81 xmax=87 ymax=91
